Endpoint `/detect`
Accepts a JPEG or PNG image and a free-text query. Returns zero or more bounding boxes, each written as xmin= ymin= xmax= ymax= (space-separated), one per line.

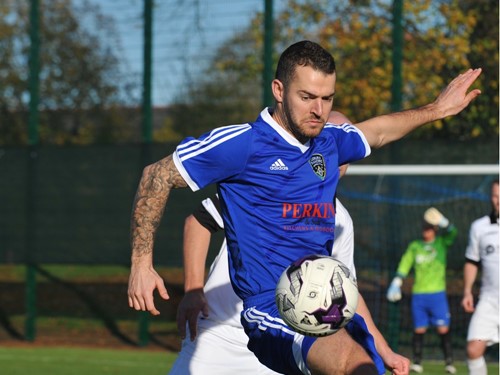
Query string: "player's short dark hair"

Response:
xmin=275 ymin=40 xmax=336 ymax=87
xmin=422 ymin=221 xmax=437 ymax=231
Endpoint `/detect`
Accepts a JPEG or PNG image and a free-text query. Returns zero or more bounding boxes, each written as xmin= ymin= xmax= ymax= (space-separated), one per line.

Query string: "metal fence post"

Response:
xmin=25 ymin=0 xmax=41 ymax=342
xmin=137 ymin=0 xmax=154 ymax=347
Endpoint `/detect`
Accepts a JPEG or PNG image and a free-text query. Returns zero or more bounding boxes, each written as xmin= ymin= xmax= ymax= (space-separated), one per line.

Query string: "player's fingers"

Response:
xmin=455 ymin=68 xmax=480 ymax=86
xmin=390 ymin=356 xmax=410 ymax=375
xmin=188 ymin=313 xmax=198 ymax=341
xmin=401 ymin=362 xmax=410 ymax=375
xmin=202 ymin=302 xmax=209 ymax=318
xmin=156 ymin=279 xmax=170 ymax=301
xmin=176 ymin=311 xmax=187 ymax=340
xmin=464 ymin=68 xmax=482 ymax=84
xmin=464 ymin=88 xmax=482 ymax=104
xmin=143 ymin=294 xmax=160 ymax=315
xmin=146 ymin=303 xmax=160 ymax=315
xmin=128 ymin=287 xmax=150 ymax=310
xmin=462 ymin=298 xmax=475 ymax=313
xmin=447 ymin=68 xmax=481 ymax=95
xmin=129 ymin=296 xmax=145 ymax=312
xmin=128 ymin=294 xmax=145 ymax=311
xmin=460 ymin=69 xmax=482 ymax=96
xmin=391 ymin=366 xmax=407 ymax=375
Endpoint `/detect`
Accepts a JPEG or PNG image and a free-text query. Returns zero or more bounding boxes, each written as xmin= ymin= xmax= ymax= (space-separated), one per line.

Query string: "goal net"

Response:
xmin=338 ymin=164 xmax=498 ymax=357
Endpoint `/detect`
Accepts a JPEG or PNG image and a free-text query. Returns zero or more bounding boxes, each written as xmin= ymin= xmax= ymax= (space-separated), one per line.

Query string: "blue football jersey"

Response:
xmin=173 ymin=108 xmax=370 ymax=300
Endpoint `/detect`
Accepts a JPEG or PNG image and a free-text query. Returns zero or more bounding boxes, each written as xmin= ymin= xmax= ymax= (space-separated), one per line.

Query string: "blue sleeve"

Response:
xmin=327 ymin=123 xmax=371 ymax=165
xmin=173 ymin=124 xmax=253 ymax=191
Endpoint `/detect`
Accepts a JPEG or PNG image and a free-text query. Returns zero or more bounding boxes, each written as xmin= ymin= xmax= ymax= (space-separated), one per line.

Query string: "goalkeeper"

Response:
xmin=387 ymin=207 xmax=458 ymax=374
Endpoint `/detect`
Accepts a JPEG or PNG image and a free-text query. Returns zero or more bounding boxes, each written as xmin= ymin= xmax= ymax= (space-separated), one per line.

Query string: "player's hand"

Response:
xmin=383 ymin=351 xmax=410 ymax=375
xmin=432 ymin=68 xmax=482 ymax=119
xmin=386 ymin=277 xmax=403 ymax=302
xmin=424 ymin=207 xmax=449 ymax=228
xmin=461 ymin=291 xmax=475 ymax=313
xmin=127 ymin=263 xmax=169 ymax=316
xmin=176 ymin=288 xmax=209 ymax=341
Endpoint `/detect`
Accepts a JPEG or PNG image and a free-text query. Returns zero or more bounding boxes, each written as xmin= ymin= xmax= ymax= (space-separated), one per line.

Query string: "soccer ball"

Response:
xmin=275 ymin=255 xmax=359 ymax=337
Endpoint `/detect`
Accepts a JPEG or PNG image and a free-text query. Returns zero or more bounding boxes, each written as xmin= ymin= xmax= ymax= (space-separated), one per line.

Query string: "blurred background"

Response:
xmin=0 ymin=0 xmax=498 ymax=363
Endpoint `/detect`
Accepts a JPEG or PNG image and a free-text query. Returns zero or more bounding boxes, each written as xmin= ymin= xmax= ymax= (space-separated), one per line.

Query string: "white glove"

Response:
xmin=386 ymin=276 xmax=403 ymax=302
xmin=424 ymin=207 xmax=449 ymax=228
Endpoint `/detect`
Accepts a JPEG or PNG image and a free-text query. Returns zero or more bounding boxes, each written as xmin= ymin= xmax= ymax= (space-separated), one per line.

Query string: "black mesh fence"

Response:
xmin=2 ymin=139 xmax=497 ymax=266
xmin=1 ymin=144 xmax=221 ymax=266
xmin=0 ymin=141 xmax=498 ymax=359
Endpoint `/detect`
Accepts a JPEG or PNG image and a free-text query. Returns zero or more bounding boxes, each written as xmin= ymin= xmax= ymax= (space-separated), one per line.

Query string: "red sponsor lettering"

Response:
xmin=281 ymin=202 xmax=335 ymax=218
xmin=282 ymin=203 xmax=292 ymax=216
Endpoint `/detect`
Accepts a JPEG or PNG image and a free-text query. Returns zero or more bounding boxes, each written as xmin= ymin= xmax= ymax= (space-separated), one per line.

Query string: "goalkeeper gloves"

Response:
xmin=424 ymin=207 xmax=449 ymax=228
xmin=386 ymin=276 xmax=403 ymax=302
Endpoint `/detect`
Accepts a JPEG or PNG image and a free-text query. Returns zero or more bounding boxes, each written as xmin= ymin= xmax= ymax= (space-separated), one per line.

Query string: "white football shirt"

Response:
xmin=465 ymin=214 xmax=499 ymax=299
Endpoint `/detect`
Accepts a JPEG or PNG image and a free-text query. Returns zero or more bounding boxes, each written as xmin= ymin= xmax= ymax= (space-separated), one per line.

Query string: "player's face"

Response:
xmin=276 ymin=65 xmax=336 ymax=144
xmin=422 ymin=223 xmax=437 ymax=241
xmin=491 ymin=182 xmax=499 ymax=217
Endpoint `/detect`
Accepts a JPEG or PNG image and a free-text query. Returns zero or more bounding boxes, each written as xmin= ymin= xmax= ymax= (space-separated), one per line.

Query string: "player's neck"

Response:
xmin=271 ymin=107 xmax=310 ymax=145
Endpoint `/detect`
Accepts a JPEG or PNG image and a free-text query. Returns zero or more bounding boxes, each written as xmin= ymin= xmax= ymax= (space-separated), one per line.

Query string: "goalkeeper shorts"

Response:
xmin=411 ymin=291 xmax=450 ymax=329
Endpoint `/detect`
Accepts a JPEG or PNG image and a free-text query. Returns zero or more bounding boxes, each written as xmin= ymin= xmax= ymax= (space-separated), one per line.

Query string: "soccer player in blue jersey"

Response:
xmin=171 ymin=114 xmax=409 ymax=375
xmin=128 ymin=40 xmax=481 ymax=375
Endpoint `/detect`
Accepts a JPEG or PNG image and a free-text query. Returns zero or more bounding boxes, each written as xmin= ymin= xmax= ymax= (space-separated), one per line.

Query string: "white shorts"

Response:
xmin=467 ymin=296 xmax=499 ymax=346
xmin=168 ymin=322 xmax=279 ymax=375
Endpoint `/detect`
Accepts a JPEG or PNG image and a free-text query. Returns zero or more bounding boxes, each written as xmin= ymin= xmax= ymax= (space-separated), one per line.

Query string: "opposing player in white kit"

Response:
xmin=461 ymin=179 xmax=499 ymax=375
xmin=128 ymin=41 xmax=481 ymax=375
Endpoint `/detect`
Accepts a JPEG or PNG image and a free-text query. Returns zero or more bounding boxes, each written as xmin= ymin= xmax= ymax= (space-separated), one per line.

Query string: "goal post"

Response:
xmin=347 ymin=164 xmax=499 ymax=175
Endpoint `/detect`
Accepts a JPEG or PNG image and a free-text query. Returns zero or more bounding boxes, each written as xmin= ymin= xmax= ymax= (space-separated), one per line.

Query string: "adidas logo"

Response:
xmin=270 ymin=158 xmax=289 ymax=171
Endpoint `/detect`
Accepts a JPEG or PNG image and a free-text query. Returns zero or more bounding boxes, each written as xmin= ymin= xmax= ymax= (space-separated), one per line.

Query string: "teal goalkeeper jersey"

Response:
xmin=396 ymin=226 xmax=458 ymax=294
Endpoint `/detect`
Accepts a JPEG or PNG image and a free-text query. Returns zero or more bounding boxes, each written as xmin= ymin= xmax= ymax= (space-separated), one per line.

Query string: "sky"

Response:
xmin=84 ymin=0 xmax=268 ymax=106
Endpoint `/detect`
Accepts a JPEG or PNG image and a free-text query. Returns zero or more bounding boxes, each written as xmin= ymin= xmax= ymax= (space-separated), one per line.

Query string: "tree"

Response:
xmin=168 ymin=20 xmax=263 ymax=138
xmin=278 ymin=0 xmax=497 ymax=139
xmin=168 ymin=0 xmax=497 ymax=141
xmin=0 ymin=0 xmax=140 ymax=145
xmin=459 ymin=0 xmax=499 ymax=138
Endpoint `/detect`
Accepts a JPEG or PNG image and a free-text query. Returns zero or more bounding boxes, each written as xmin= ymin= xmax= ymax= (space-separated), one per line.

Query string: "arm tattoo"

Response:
xmin=130 ymin=154 xmax=187 ymax=258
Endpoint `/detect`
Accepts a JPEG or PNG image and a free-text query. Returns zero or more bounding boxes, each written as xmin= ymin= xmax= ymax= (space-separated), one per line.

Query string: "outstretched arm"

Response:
xmin=128 ymin=154 xmax=188 ymax=315
xmin=356 ymin=294 xmax=410 ymax=375
xmin=357 ymin=68 xmax=482 ymax=148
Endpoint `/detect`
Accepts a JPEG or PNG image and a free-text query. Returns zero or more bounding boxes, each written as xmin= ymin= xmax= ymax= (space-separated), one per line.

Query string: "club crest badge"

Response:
xmin=309 ymin=154 xmax=326 ymax=180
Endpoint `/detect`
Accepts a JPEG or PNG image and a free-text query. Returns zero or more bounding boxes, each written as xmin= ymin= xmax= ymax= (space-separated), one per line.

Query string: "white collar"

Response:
xmin=260 ymin=108 xmax=310 ymax=153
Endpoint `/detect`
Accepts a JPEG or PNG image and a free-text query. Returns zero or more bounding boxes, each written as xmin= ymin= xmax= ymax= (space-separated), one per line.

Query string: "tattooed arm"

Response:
xmin=128 ymin=154 xmax=187 ymax=315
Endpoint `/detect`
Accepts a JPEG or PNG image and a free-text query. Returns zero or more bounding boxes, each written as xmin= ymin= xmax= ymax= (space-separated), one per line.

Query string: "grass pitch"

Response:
xmin=1 ymin=346 xmax=498 ymax=375
xmin=412 ymin=360 xmax=499 ymax=374
xmin=0 ymin=346 xmax=177 ymax=375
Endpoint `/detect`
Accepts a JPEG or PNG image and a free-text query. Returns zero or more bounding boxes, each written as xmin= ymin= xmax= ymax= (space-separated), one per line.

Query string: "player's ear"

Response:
xmin=272 ymin=79 xmax=284 ymax=103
